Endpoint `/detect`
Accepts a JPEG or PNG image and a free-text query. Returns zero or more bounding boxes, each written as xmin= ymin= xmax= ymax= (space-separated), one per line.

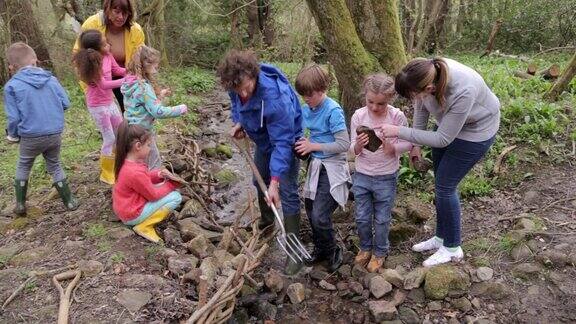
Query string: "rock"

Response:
xmin=116 ymin=290 xmax=151 ymax=314
xmin=512 ymin=263 xmax=541 ymax=279
xmin=159 ymin=248 xmax=178 ymax=261
xmin=370 ymin=276 xmax=393 ymax=298
xmin=252 ymin=300 xmax=277 ymax=320
xmin=368 ymin=300 xmax=397 ymax=322
xmin=427 ymin=301 xmax=442 ymax=311
xmin=404 ymin=267 xmax=428 ymax=290
xmin=199 ymin=257 xmax=219 ymax=284
xmin=407 ymin=288 xmax=425 ymax=303
xmin=167 ymin=256 xmax=198 ymax=276
xmin=476 ymin=267 xmax=494 ymax=281
xmin=121 ymin=274 xmax=168 ymax=289
xmin=319 ymin=280 xmax=337 ymax=291
xmin=363 ymin=272 xmax=379 ymax=288
xmin=398 ymin=307 xmax=420 ymax=324
xmin=470 ymin=282 xmax=510 ymax=300
xmin=231 ymin=254 xmax=247 ymax=270
xmin=213 ymin=249 xmax=235 ymax=268
xmin=390 ymin=289 xmax=408 ymax=307
xmin=309 ymin=269 xmax=329 ymax=281
xmin=352 ymin=264 xmax=368 ymax=279
xmin=424 ymin=265 xmax=471 ymax=300
xmin=215 ymin=169 xmax=239 ymax=188
xmin=186 ymin=234 xmax=215 ymax=258
xmin=77 ymin=260 xmax=103 ymax=276
xmin=286 ymin=283 xmax=306 ymax=304
xmin=471 ymin=297 xmax=481 ymax=309
xmin=406 ymin=199 xmax=432 ymax=223
xmin=349 ymin=281 xmax=364 ymax=295
xmin=264 ymin=269 xmax=284 ymax=293
xmin=178 ymin=218 xmax=222 ymax=242
xmin=10 ymin=246 xmax=50 ymax=266
xmin=514 ymin=217 xmax=536 ymax=232
xmin=108 ymin=227 xmax=134 ymax=240
xmin=338 ymin=264 xmax=352 ymax=278
xmin=523 ymin=190 xmax=539 ymax=205
xmin=342 ymin=251 xmax=355 ymax=264
xmin=337 ymin=281 xmax=349 ymax=291
xmin=216 ymin=144 xmax=233 ymax=159
xmin=511 ymin=244 xmax=533 ymax=261
xmin=506 ymin=230 xmax=528 ymax=242
xmin=180 ymin=198 xmax=204 ymax=218
xmin=537 ymin=250 xmax=568 ymax=267
xmin=163 ymin=227 xmax=183 ymax=246
xmin=379 ymin=268 xmax=405 ymax=288
xmin=351 ymin=295 xmax=368 ymax=303
xmin=389 ymin=223 xmax=419 ymax=243
xmin=451 ymin=297 xmax=472 ymax=312
xmin=385 ymin=253 xmax=414 ymax=269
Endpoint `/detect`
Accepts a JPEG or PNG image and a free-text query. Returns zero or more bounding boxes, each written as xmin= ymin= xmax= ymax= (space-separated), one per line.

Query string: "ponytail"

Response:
xmin=73 ymin=29 xmax=104 ymax=85
xmin=432 ymin=57 xmax=448 ymax=108
xmin=395 ymin=57 xmax=450 ymax=110
xmin=114 ymin=121 xmax=152 ymax=179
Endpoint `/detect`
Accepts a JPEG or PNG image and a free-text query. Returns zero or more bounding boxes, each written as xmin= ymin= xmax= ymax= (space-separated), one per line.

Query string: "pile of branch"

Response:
xmin=513 ymin=63 xmax=560 ymax=80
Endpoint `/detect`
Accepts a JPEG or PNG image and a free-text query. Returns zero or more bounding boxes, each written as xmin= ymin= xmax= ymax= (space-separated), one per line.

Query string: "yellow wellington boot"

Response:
xmin=99 ymin=155 xmax=116 ymax=185
xmin=133 ymin=208 xmax=170 ymax=243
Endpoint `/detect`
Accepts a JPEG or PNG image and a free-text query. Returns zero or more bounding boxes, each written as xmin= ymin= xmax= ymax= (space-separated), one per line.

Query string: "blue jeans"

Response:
xmin=125 ymin=191 xmax=182 ymax=226
xmin=352 ymin=172 xmax=397 ymax=257
xmin=305 ymin=166 xmax=339 ymax=253
xmin=253 ymin=147 xmax=300 ymax=217
xmin=432 ymin=136 xmax=495 ymax=247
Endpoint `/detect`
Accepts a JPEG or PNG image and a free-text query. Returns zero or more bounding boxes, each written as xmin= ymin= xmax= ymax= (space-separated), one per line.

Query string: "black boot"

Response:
xmin=53 ymin=179 xmax=79 ymax=211
xmin=304 ymin=248 xmax=328 ymax=266
xmin=326 ymin=245 xmax=343 ymax=272
xmin=284 ymin=214 xmax=304 ymax=276
xmin=14 ymin=179 xmax=28 ymax=216
xmin=257 ymin=192 xmax=275 ymax=230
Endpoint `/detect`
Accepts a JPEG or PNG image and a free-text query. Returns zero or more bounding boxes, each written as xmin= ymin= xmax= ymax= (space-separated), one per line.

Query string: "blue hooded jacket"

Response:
xmin=4 ymin=67 xmax=70 ymax=138
xmin=229 ymin=64 xmax=303 ymax=178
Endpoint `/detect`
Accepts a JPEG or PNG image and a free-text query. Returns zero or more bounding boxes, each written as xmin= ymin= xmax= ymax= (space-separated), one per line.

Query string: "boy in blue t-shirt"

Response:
xmin=294 ymin=64 xmax=351 ymax=272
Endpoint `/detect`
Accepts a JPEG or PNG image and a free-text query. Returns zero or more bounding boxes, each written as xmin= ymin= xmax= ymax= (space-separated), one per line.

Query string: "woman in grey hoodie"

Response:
xmin=381 ymin=57 xmax=500 ymax=267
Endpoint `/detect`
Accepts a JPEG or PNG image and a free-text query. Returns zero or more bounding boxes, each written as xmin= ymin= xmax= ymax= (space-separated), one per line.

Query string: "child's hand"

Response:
xmin=160 ymin=88 xmax=172 ymax=99
xmin=295 ymin=137 xmax=320 ymax=155
xmin=354 ymin=133 xmax=369 ymax=154
xmin=381 ymin=140 xmax=395 ymax=156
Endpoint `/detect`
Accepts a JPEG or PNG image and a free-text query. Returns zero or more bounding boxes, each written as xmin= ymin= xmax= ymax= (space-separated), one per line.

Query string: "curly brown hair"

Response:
xmin=217 ymin=50 xmax=260 ymax=90
xmin=73 ymin=29 xmax=104 ymax=85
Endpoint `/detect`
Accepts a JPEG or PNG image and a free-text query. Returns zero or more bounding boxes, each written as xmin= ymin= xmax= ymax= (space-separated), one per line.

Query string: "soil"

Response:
xmin=1 ymin=87 xmax=575 ymax=324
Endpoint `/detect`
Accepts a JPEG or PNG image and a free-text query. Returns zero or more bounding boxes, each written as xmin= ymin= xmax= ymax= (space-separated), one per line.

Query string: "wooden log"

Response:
xmin=513 ymin=71 xmax=533 ymax=79
xmin=480 ymin=19 xmax=503 ymax=58
xmin=539 ymin=64 xmax=560 ymax=80
xmin=527 ymin=63 xmax=538 ymax=75
xmin=545 ymin=51 xmax=576 ymax=101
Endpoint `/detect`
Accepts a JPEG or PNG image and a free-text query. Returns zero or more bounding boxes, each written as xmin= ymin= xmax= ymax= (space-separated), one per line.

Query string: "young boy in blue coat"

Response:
xmin=4 ymin=42 xmax=79 ymax=216
xmin=217 ymin=50 xmax=304 ymax=275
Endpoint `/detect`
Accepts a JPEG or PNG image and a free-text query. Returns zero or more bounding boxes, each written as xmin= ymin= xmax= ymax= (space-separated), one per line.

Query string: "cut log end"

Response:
xmin=540 ymin=64 xmax=560 ymax=80
xmin=527 ymin=63 xmax=538 ymax=75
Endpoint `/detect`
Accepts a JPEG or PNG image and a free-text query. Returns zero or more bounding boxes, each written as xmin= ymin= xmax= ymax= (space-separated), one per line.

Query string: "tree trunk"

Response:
xmin=140 ymin=0 xmax=168 ymax=65
xmin=259 ymin=0 xmax=274 ymax=46
xmin=545 ymin=52 xmax=576 ymax=101
xmin=479 ymin=18 xmax=502 ymax=58
xmin=306 ymin=0 xmax=379 ymax=121
xmin=413 ymin=0 xmax=443 ymax=54
xmin=0 ymin=0 xmax=53 ymax=70
xmin=229 ymin=0 xmax=243 ymax=49
xmin=246 ymin=1 xmax=259 ymax=46
xmin=428 ymin=0 xmax=449 ymax=52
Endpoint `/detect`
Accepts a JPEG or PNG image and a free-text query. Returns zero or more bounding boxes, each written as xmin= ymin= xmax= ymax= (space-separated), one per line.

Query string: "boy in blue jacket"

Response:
xmin=4 ymin=42 xmax=79 ymax=216
xmin=217 ymin=50 xmax=304 ymax=275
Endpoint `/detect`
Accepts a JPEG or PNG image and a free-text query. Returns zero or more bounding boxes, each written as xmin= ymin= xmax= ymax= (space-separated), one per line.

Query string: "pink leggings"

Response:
xmin=88 ymin=102 xmax=123 ymax=156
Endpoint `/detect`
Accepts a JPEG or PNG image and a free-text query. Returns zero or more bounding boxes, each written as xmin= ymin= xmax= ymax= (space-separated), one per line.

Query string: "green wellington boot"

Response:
xmin=284 ymin=214 xmax=304 ymax=276
xmin=257 ymin=193 xmax=275 ymax=231
xmin=14 ymin=179 xmax=28 ymax=216
xmin=53 ymin=179 xmax=79 ymax=211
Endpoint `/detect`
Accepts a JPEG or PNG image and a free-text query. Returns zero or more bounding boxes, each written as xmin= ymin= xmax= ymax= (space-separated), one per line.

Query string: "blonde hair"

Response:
xmin=362 ymin=73 xmax=396 ymax=102
xmin=395 ymin=57 xmax=449 ymax=108
xmin=295 ymin=64 xmax=331 ymax=96
xmin=126 ymin=45 xmax=161 ymax=91
xmin=6 ymin=42 xmax=37 ymax=70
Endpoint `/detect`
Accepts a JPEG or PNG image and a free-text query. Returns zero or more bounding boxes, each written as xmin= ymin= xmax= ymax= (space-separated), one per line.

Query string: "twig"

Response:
xmin=1 ymin=277 xmax=35 ymax=309
xmin=543 ymin=196 xmax=576 ymax=211
xmin=198 ymin=275 xmax=208 ymax=308
xmin=493 ymin=145 xmax=517 ymax=174
xmin=533 ymin=46 xmax=576 ymax=58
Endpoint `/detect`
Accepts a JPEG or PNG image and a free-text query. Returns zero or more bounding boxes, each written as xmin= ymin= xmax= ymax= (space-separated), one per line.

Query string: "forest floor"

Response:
xmin=1 ymin=55 xmax=576 ymax=324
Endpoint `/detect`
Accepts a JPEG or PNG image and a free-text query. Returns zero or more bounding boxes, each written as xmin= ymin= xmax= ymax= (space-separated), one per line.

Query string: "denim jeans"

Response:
xmin=432 ymin=136 xmax=495 ymax=247
xmin=125 ymin=191 xmax=182 ymax=226
xmin=352 ymin=171 xmax=398 ymax=257
xmin=305 ymin=166 xmax=339 ymax=254
xmin=253 ymin=146 xmax=300 ymax=217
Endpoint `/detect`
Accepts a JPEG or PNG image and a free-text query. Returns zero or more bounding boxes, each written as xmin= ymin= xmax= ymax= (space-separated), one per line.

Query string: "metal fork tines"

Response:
xmin=276 ymin=233 xmax=311 ymax=264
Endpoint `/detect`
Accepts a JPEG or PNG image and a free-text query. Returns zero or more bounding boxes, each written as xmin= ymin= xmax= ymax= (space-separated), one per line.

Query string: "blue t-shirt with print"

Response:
xmin=302 ymin=96 xmax=347 ymax=159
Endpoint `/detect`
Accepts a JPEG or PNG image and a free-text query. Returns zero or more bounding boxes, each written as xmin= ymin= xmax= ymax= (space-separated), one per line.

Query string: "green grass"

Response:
xmin=97 ymin=241 xmax=112 ymax=253
xmin=110 ymin=252 xmax=125 ymax=263
xmin=84 ymin=223 xmax=107 ymax=239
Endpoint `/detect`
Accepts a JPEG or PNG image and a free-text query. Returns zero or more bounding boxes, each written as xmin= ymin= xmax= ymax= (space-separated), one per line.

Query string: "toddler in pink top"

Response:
xmin=350 ymin=74 xmax=413 ymax=273
xmin=73 ymin=29 xmax=125 ymax=184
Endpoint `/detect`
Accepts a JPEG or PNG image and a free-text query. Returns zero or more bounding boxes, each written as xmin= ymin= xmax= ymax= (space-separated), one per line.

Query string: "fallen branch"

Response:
xmin=53 ymin=270 xmax=82 ymax=324
xmin=543 ymin=196 xmax=576 ymax=211
xmin=493 ymin=145 xmax=517 ymax=174
xmin=533 ymin=46 xmax=576 ymax=58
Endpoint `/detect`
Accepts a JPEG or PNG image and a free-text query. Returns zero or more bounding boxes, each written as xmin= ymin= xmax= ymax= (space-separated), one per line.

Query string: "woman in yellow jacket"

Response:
xmin=73 ymin=0 xmax=145 ymax=184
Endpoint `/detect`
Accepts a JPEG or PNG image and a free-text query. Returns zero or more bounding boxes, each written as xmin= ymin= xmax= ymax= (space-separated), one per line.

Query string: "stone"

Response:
xmin=406 ymin=199 xmax=432 ymax=223
xmin=352 ymin=264 xmax=368 ymax=279
xmin=523 ymin=190 xmax=539 ymax=205
xmin=536 ymin=250 xmax=568 ymax=267
xmin=231 ymin=254 xmax=247 ymax=270
xmin=370 ymin=276 xmax=393 ymax=298
xmin=514 ymin=218 xmax=536 ymax=232
xmin=404 ymin=267 xmax=428 ymax=290
xmin=363 ymin=272 xmax=379 ymax=288
xmin=77 ymin=260 xmax=104 ymax=276
xmin=511 ymin=244 xmax=533 ymax=261
xmin=0 ymin=243 xmax=24 ymax=261
xmin=452 ymin=297 xmax=472 ymax=312
xmin=186 ymin=234 xmax=215 ymax=258
xmin=349 ymin=281 xmax=365 ymax=295
xmin=309 ymin=269 xmax=329 ymax=281
xmin=338 ymin=264 xmax=352 ymax=279
xmin=512 ymin=263 xmax=541 ymax=279
xmin=264 ymin=269 xmax=284 ymax=293
xmin=108 ymin=227 xmax=134 ymax=240
xmin=319 ymin=280 xmax=337 ymax=291
xmin=215 ymin=169 xmax=239 ymax=188
xmin=476 ymin=267 xmax=494 ymax=281
xmin=471 ymin=297 xmax=481 ymax=309
xmin=470 ymin=282 xmax=510 ymax=300
xmin=336 ymin=281 xmax=349 ymax=291
xmin=216 ymin=144 xmax=233 ymax=159
xmin=253 ymin=301 xmax=277 ymax=320
xmin=379 ymin=268 xmax=405 ymax=288
xmin=121 ymin=274 xmax=168 ymax=289
xmin=427 ymin=301 xmax=442 ymax=311
xmin=398 ymin=306 xmax=420 ymax=324
xmin=180 ymin=198 xmax=204 ymax=218
xmin=286 ymin=283 xmax=306 ymax=304
xmin=351 ymin=295 xmax=368 ymax=303
xmin=116 ymin=290 xmax=151 ymax=314
xmin=10 ymin=246 xmax=50 ymax=266
xmin=407 ymin=288 xmax=426 ymax=303
xmin=368 ymin=300 xmax=397 ymax=322
xmin=159 ymin=248 xmax=178 ymax=261
xmin=389 ymin=223 xmax=419 ymax=243
xmin=213 ymin=249 xmax=235 ymax=267
xmin=199 ymin=257 xmax=219 ymax=284
xmin=424 ymin=265 xmax=471 ymax=300
xmin=385 ymin=253 xmax=415 ymax=270
xmin=167 ymin=256 xmax=198 ymax=276
xmin=178 ymin=218 xmax=222 ymax=242
xmin=163 ymin=227 xmax=183 ymax=246
xmin=390 ymin=289 xmax=408 ymax=307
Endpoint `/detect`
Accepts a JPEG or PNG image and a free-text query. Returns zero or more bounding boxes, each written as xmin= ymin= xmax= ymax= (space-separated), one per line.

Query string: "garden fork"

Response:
xmin=232 ymin=138 xmax=311 ymax=264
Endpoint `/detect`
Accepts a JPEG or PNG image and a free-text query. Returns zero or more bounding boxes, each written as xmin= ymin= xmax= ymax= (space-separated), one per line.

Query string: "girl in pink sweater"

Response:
xmin=350 ymin=74 xmax=413 ymax=272
xmin=112 ymin=121 xmax=182 ymax=243
xmin=73 ymin=29 xmax=126 ymax=185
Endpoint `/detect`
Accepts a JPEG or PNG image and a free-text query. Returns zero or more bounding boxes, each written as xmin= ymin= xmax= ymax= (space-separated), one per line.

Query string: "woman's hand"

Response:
xmin=266 ymin=180 xmax=280 ymax=208
xmin=295 ymin=137 xmax=320 ymax=155
xmin=354 ymin=133 xmax=369 ymax=154
xmin=229 ymin=123 xmax=246 ymax=139
xmin=380 ymin=124 xmax=400 ymax=138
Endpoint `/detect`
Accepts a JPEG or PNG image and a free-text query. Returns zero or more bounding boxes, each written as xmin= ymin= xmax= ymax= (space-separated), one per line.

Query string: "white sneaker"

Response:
xmin=412 ymin=236 xmax=443 ymax=252
xmin=422 ymin=246 xmax=464 ymax=267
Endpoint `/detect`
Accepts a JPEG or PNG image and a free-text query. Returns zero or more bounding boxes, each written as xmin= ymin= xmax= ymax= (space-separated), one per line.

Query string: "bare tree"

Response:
xmin=140 ymin=0 xmax=168 ymax=65
xmin=545 ymin=51 xmax=576 ymax=101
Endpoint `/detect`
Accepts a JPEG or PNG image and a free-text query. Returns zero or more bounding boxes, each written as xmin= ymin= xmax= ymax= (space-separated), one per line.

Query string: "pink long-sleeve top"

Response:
xmin=350 ymin=105 xmax=413 ymax=176
xmin=85 ymin=53 xmax=126 ymax=107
